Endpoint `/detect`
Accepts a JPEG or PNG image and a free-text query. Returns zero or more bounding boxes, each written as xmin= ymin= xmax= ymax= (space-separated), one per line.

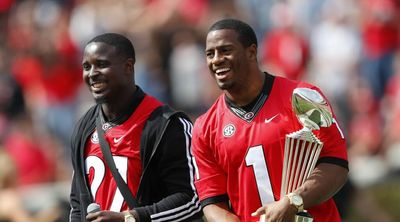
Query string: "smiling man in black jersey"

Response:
xmin=69 ymin=33 xmax=202 ymax=222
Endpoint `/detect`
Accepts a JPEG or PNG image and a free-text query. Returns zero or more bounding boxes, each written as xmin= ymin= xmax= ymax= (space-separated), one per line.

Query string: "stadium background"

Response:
xmin=0 ymin=0 xmax=399 ymax=221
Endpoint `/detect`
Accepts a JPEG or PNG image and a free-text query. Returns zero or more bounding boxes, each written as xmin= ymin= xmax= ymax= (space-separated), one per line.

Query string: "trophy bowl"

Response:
xmin=292 ymin=88 xmax=333 ymax=130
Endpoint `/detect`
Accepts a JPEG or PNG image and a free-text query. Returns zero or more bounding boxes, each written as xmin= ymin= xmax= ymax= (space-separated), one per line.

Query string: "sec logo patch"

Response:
xmin=223 ymin=124 xmax=236 ymax=137
xmin=91 ymin=131 xmax=99 ymax=144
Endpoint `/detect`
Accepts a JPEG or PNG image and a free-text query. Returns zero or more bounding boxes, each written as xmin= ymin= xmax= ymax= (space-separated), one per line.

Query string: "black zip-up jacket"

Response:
xmin=69 ymin=89 xmax=202 ymax=222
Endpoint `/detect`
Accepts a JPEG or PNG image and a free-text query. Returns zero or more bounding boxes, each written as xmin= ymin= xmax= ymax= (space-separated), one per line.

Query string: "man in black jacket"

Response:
xmin=69 ymin=33 xmax=202 ymax=222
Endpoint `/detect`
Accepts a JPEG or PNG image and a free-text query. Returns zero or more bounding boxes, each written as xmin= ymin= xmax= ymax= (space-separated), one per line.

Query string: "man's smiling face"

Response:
xmin=82 ymin=42 xmax=131 ymax=103
xmin=205 ymin=29 xmax=252 ymax=92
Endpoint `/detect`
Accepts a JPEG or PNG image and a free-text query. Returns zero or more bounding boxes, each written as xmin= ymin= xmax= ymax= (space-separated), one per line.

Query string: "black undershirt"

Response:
xmin=99 ymin=86 xmax=145 ymax=127
xmin=225 ymin=72 xmax=275 ymax=122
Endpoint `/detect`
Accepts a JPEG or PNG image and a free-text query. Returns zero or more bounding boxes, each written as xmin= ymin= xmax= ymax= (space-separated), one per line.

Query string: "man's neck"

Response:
xmin=101 ymin=86 xmax=137 ymax=122
xmin=225 ymin=71 xmax=265 ymax=107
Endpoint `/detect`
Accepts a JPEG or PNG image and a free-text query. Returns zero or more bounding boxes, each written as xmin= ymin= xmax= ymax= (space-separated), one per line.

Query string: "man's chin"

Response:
xmin=94 ymin=96 xmax=107 ymax=104
xmin=217 ymin=82 xmax=230 ymax=90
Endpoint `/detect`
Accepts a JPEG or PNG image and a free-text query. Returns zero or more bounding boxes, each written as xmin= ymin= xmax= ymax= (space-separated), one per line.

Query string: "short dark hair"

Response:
xmin=87 ymin=33 xmax=135 ymax=61
xmin=208 ymin=19 xmax=257 ymax=47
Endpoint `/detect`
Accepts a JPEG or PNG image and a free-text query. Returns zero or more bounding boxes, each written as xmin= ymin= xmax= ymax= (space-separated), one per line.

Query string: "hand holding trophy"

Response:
xmin=280 ymin=88 xmax=333 ymax=222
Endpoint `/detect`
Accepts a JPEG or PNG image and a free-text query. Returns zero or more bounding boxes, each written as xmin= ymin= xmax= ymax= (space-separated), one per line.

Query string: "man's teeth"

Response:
xmin=92 ymin=82 xmax=105 ymax=88
xmin=215 ymin=68 xmax=230 ymax=74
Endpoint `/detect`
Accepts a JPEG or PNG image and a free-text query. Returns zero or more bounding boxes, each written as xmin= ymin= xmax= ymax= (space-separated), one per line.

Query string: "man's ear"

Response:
xmin=125 ymin=58 xmax=135 ymax=74
xmin=247 ymin=44 xmax=258 ymax=60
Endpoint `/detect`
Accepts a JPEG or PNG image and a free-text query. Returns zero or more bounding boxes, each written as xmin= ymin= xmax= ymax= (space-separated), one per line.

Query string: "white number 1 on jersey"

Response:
xmin=245 ymin=145 xmax=275 ymax=205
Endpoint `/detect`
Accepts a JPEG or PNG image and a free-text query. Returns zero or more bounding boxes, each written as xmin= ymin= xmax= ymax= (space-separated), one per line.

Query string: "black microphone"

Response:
xmin=87 ymin=203 xmax=101 ymax=214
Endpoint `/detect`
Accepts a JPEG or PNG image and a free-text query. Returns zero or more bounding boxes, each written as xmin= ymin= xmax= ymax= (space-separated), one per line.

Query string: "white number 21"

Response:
xmin=85 ymin=156 xmax=128 ymax=212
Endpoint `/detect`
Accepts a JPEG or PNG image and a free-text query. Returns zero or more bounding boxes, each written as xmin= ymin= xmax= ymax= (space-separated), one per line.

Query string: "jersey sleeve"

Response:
xmin=308 ymin=86 xmax=348 ymax=165
xmin=317 ymin=120 xmax=347 ymax=159
xmin=69 ymin=171 xmax=82 ymax=222
xmin=135 ymin=110 xmax=202 ymax=222
xmin=192 ymin=118 xmax=228 ymax=202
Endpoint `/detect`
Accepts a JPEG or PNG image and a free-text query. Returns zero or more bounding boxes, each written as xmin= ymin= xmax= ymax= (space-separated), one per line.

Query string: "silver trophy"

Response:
xmin=280 ymin=88 xmax=333 ymax=222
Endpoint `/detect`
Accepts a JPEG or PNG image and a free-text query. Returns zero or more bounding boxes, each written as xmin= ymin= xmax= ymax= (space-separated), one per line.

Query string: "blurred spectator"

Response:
xmin=0 ymin=149 xmax=61 ymax=222
xmin=307 ymin=0 xmax=361 ymax=128
xmin=261 ymin=1 xmax=309 ymax=80
xmin=234 ymin=0 xmax=273 ymax=39
xmin=0 ymin=0 xmax=14 ymax=13
xmin=7 ymin=1 xmax=82 ymax=155
xmin=169 ymin=28 xmax=212 ymax=116
xmin=347 ymin=77 xmax=388 ymax=187
xmin=35 ymin=16 xmax=82 ymax=153
xmin=69 ymin=0 xmax=102 ymax=48
xmin=0 ymin=46 xmax=25 ymax=142
xmin=359 ymin=0 xmax=399 ymax=100
xmin=3 ymin=113 xmax=59 ymax=186
xmin=0 ymin=58 xmax=25 ymax=120
xmin=134 ymin=39 xmax=170 ymax=103
xmin=0 ymin=148 xmax=36 ymax=222
xmin=382 ymin=53 xmax=400 ymax=172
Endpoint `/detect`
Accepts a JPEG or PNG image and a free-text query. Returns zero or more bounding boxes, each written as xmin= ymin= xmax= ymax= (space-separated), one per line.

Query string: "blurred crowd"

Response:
xmin=0 ymin=0 xmax=399 ymax=221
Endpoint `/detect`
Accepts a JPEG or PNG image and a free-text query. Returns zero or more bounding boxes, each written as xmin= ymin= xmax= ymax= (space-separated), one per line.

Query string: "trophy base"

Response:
xmin=294 ymin=211 xmax=313 ymax=222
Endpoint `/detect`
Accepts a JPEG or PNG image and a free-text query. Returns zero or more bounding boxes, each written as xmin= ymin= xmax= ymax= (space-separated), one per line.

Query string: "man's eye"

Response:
xmin=206 ymin=52 xmax=214 ymax=58
xmin=82 ymin=64 xmax=90 ymax=71
xmin=98 ymin=61 xmax=109 ymax=68
xmin=222 ymin=48 xmax=231 ymax=54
